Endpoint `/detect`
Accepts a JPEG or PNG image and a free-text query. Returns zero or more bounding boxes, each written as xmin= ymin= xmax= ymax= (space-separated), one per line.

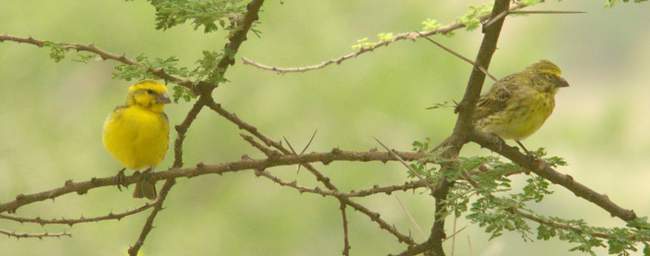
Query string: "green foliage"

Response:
xmin=606 ymin=0 xmax=649 ymax=7
xmin=43 ymin=42 xmax=66 ymax=63
xmin=112 ymin=54 xmax=199 ymax=102
xmin=409 ymin=137 xmax=650 ymax=255
xmin=172 ymin=85 xmax=194 ymax=103
xmin=112 ymin=54 xmax=189 ymax=81
xmin=72 ymin=53 xmax=96 ymax=63
xmin=421 ymin=18 xmax=441 ymax=32
xmin=377 ymin=32 xmax=394 ymax=42
xmin=135 ymin=0 xmax=248 ymax=33
xmin=519 ymin=0 xmax=544 ymax=5
xmin=351 ymin=37 xmax=374 ymax=50
xmin=409 ymin=138 xmax=440 ymax=183
xmin=459 ymin=3 xmax=493 ymax=31
xmin=191 ymin=50 xmax=225 ymax=84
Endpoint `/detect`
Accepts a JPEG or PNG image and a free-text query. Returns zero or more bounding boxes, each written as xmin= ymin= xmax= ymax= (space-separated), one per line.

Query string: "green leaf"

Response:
xmin=458 ymin=4 xmax=493 ymax=31
xmin=43 ymin=42 xmax=66 ymax=63
xmin=421 ymin=18 xmax=441 ymax=31
xmin=143 ymin=0 xmax=248 ymax=33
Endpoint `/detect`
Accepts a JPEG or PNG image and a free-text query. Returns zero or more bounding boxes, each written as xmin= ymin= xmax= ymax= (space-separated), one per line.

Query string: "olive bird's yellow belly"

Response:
xmin=102 ymin=106 xmax=169 ymax=170
xmin=478 ymin=93 xmax=555 ymax=140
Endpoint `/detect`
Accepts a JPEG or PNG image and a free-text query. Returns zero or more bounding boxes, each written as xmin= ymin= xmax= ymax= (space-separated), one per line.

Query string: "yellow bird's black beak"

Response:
xmin=157 ymin=94 xmax=172 ymax=104
xmin=557 ymin=77 xmax=570 ymax=88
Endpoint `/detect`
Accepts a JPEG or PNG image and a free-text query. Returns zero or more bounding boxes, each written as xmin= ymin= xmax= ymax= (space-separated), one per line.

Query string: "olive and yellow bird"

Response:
xmin=103 ymin=80 xmax=171 ymax=200
xmin=473 ymin=60 xmax=569 ymax=152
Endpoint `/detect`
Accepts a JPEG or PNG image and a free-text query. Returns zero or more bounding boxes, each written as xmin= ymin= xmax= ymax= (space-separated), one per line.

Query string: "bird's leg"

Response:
xmin=516 ymin=140 xmax=531 ymax=155
xmin=114 ymin=168 xmax=127 ymax=191
xmin=488 ymin=133 xmax=507 ymax=152
xmin=141 ymin=167 xmax=153 ymax=185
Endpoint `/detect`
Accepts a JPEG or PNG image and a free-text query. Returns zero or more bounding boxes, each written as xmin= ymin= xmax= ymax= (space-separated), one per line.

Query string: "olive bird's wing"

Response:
xmin=472 ymin=73 xmax=524 ymax=121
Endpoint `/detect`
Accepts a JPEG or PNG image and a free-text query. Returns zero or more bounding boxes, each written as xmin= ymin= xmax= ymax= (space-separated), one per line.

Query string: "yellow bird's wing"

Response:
xmin=103 ymin=106 xmax=169 ymax=170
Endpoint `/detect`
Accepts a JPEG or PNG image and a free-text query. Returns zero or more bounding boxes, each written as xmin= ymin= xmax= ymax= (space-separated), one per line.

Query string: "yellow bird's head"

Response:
xmin=529 ymin=59 xmax=562 ymax=76
xmin=126 ymin=80 xmax=171 ymax=112
xmin=527 ymin=59 xmax=570 ymax=94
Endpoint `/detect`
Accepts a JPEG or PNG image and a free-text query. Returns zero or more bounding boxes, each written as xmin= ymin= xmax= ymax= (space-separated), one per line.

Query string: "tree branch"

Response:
xmin=241 ymin=134 xmax=417 ymax=245
xmin=0 ymin=229 xmax=71 ymax=239
xmin=421 ymin=1 xmax=512 ymax=255
xmin=0 ymin=34 xmax=195 ymax=90
xmin=0 ymin=203 xmax=154 ymax=226
xmin=240 ymin=2 xmax=528 ymax=74
xmin=126 ymin=1 xmax=267 ymax=254
xmin=470 ymin=131 xmax=637 ymax=221
xmin=0 ymin=149 xmax=427 ymax=214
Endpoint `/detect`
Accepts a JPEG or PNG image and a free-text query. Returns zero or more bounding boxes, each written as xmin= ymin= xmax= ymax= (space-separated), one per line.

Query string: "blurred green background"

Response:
xmin=1 ymin=1 xmax=649 ymax=255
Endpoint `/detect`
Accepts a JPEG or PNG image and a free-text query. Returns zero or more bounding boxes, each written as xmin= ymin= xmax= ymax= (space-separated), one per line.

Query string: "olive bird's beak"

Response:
xmin=558 ymin=77 xmax=570 ymax=88
xmin=157 ymin=94 xmax=172 ymax=104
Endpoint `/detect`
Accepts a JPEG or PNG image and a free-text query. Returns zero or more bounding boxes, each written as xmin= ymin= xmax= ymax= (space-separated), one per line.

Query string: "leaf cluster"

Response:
xmin=139 ymin=0 xmax=248 ymax=33
xmin=410 ymin=138 xmax=650 ymax=255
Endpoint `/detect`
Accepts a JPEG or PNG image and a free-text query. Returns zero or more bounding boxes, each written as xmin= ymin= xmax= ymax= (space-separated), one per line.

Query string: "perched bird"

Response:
xmin=103 ymin=80 xmax=171 ymax=200
xmin=473 ymin=60 xmax=569 ymax=152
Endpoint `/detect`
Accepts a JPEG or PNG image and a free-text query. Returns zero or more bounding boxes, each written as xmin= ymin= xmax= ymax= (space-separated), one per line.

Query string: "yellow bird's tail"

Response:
xmin=133 ymin=180 xmax=157 ymax=200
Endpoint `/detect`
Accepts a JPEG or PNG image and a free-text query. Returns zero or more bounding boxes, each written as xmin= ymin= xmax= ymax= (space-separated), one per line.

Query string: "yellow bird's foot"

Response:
xmin=133 ymin=168 xmax=157 ymax=200
xmin=114 ymin=168 xmax=128 ymax=191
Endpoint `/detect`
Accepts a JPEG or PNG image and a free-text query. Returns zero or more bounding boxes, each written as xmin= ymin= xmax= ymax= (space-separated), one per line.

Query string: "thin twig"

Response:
xmin=373 ymin=137 xmax=437 ymax=191
xmin=0 ymin=203 xmax=154 ymax=226
xmin=255 ymin=169 xmax=416 ymax=245
xmin=509 ymin=10 xmax=586 ymax=14
xmin=418 ymin=35 xmax=498 ymax=82
xmin=394 ymin=195 xmax=425 ymax=238
xmin=340 ymin=203 xmax=351 ymax=256
xmin=207 ymin=101 xmax=416 ymax=245
xmin=128 ymin=179 xmax=175 ymax=256
xmin=297 ymin=129 xmax=318 ymax=172
xmin=0 ymin=34 xmax=195 ymax=90
xmin=241 ymin=2 xmax=529 ymax=74
xmin=0 ymin=229 xmax=71 ymax=239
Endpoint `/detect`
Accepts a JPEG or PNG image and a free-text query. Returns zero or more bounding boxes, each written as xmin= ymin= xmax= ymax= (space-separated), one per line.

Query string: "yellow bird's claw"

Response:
xmin=114 ymin=168 xmax=128 ymax=191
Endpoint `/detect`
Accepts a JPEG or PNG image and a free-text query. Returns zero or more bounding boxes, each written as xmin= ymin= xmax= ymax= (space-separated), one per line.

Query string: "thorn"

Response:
xmin=254 ymin=169 xmax=264 ymax=176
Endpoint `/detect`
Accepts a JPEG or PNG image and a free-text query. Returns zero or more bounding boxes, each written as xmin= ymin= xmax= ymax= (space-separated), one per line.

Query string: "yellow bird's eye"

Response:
xmin=146 ymin=89 xmax=155 ymax=95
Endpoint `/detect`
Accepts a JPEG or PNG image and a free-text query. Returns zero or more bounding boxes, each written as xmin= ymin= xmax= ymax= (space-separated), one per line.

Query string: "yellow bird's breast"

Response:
xmin=481 ymin=91 xmax=555 ymax=140
xmin=102 ymin=106 xmax=169 ymax=170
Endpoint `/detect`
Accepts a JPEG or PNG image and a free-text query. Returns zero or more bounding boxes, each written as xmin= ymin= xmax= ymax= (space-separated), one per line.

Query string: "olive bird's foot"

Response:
xmin=114 ymin=168 xmax=127 ymax=191
xmin=515 ymin=140 xmax=540 ymax=169
xmin=516 ymin=140 xmax=532 ymax=156
xmin=488 ymin=133 xmax=507 ymax=152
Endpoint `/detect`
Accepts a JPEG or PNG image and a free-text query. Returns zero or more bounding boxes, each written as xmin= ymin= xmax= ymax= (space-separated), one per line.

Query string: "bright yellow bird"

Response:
xmin=473 ymin=60 xmax=569 ymax=152
xmin=103 ymin=80 xmax=171 ymax=200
